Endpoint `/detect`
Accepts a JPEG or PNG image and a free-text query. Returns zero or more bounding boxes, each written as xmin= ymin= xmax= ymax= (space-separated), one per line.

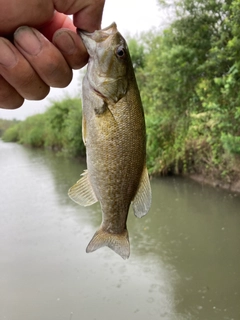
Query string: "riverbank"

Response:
xmin=1 ymin=101 xmax=240 ymax=196
xmin=189 ymin=173 xmax=240 ymax=194
xmin=1 ymin=137 xmax=240 ymax=195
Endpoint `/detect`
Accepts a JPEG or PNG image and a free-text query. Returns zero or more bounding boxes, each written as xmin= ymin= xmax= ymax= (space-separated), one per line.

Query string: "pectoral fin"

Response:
xmin=132 ymin=166 xmax=152 ymax=218
xmin=68 ymin=170 xmax=98 ymax=206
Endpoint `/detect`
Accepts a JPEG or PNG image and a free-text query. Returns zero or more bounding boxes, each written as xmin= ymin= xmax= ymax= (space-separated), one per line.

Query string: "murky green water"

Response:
xmin=0 ymin=140 xmax=240 ymax=320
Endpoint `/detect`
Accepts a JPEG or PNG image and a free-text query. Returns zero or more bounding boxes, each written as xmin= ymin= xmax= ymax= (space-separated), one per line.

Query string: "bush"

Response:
xmin=2 ymin=124 xmax=20 ymax=142
xmin=2 ymin=97 xmax=85 ymax=157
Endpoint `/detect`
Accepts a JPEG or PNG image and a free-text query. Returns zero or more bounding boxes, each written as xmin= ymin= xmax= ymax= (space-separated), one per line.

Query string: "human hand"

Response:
xmin=0 ymin=0 xmax=105 ymax=109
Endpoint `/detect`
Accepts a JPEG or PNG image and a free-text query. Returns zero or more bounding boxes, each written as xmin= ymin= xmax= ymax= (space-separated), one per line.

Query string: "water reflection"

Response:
xmin=0 ymin=141 xmax=240 ymax=320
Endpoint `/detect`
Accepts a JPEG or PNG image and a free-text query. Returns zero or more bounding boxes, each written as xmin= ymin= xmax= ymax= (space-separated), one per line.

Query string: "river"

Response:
xmin=0 ymin=140 xmax=240 ymax=320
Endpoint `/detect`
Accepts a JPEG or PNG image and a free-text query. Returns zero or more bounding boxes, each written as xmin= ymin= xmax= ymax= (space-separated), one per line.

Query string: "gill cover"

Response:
xmin=78 ymin=23 xmax=128 ymax=103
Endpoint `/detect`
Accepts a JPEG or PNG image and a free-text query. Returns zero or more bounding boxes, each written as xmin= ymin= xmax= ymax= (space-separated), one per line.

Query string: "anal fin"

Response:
xmin=68 ymin=170 xmax=98 ymax=207
xmin=132 ymin=165 xmax=152 ymax=218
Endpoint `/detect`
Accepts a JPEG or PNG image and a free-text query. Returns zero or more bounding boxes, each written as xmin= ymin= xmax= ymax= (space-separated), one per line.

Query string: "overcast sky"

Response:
xmin=0 ymin=0 xmax=163 ymax=120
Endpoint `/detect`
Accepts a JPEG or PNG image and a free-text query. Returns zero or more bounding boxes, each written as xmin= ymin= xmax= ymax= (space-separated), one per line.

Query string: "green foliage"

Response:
xmin=2 ymin=123 xmax=20 ymax=142
xmin=3 ymin=97 xmax=85 ymax=157
xmin=63 ymin=100 xmax=85 ymax=156
xmin=221 ymin=134 xmax=240 ymax=155
xmin=127 ymin=37 xmax=146 ymax=71
xmin=130 ymin=0 xmax=240 ymax=182
xmin=17 ymin=114 xmax=46 ymax=147
xmin=0 ymin=119 xmax=19 ymax=137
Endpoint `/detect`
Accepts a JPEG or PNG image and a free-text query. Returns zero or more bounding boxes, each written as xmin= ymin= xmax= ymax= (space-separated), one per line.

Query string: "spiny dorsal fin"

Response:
xmin=132 ymin=165 xmax=152 ymax=218
xmin=86 ymin=228 xmax=130 ymax=260
xmin=68 ymin=170 xmax=98 ymax=207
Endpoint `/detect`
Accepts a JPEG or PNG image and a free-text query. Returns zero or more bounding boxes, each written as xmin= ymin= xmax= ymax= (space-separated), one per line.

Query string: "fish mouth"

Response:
xmin=77 ymin=22 xmax=117 ymax=41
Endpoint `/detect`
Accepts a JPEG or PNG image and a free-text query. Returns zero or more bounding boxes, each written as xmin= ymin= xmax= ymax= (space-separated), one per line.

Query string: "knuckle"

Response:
xmin=68 ymin=53 xmax=88 ymax=69
xmin=45 ymin=61 xmax=72 ymax=87
xmin=0 ymin=77 xmax=24 ymax=109
xmin=0 ymin=91 xmax=24 ymax=109
xmin=13 ymin=71 xmax=50 ymax=100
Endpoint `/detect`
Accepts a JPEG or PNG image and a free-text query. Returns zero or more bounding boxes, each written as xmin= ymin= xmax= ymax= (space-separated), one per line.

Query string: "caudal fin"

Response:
xmin=86 ymin=228 xmax=130 ymax=260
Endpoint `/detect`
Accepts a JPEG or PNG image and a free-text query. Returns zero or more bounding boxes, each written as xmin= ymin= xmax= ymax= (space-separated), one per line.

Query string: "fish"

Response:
xmin=68 ymin=22 xmax=151 ymax=260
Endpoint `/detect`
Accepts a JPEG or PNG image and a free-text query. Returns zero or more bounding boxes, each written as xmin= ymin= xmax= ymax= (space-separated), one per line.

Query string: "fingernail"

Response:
xmin=53 ymin=31 xmax=76 ymax=54
xmin=14 ymin=26 xmax=42 ymax=55
xmin=0 ymin=39 xmax=17 ymax=67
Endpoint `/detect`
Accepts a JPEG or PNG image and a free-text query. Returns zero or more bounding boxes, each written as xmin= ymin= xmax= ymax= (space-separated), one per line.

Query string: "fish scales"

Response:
xmin=68 ymin=23 xmax=151 ymax=259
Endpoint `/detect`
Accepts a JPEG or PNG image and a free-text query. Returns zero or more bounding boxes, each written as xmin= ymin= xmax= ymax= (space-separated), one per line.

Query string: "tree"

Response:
xmin=137 ymin=0 xmax=240 ymax=180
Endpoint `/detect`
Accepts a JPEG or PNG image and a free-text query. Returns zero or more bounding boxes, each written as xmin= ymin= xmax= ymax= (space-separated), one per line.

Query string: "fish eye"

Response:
xmin=116 ymin=46 xmax=126 ymax=59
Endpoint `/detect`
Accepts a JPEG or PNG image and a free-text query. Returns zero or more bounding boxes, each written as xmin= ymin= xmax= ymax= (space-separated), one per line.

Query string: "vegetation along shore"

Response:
xmin=1 ymin=0 xmax=240 ymax=192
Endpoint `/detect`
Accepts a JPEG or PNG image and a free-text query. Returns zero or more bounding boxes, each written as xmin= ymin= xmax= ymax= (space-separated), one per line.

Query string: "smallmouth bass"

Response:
xmin=68 ymin=23 xmax=151 ymax=259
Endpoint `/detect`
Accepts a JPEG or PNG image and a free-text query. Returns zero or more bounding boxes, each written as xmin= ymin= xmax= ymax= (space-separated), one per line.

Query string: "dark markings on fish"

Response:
xmin=94 ymin=100 xmax=108 ymax=115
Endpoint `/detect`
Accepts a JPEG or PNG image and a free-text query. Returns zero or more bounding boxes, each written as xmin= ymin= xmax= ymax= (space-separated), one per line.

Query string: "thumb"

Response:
xmin=53 ymin=0 xmax=105 ymax=32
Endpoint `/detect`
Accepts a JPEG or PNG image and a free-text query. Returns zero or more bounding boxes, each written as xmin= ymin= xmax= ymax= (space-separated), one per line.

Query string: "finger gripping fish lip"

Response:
xmin=77 ymin=22 xmax=118 ymax=39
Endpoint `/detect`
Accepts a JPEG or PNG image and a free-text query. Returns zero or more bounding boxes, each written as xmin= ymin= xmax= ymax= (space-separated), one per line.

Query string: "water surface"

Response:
xmin=0 ymin=140 xmax=240 ymax=320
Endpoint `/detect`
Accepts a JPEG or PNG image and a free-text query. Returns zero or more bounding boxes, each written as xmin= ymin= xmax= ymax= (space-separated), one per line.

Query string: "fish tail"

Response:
xmin=86 ymin=228 xmax=130 ymax=260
